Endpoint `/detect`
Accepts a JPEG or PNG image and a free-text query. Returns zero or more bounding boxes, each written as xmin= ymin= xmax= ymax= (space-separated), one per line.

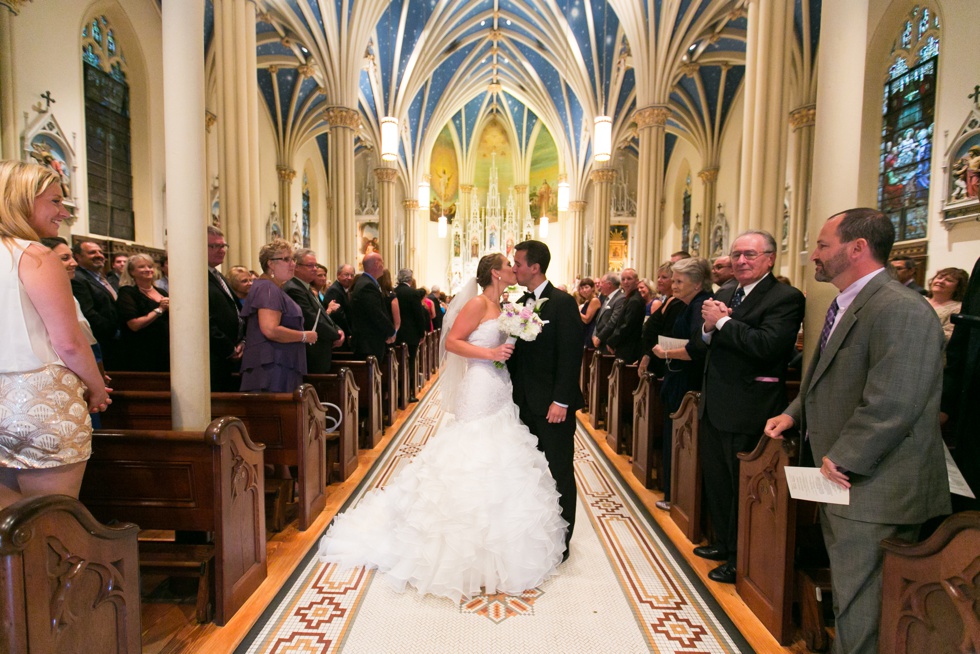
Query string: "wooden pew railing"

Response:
xmin=879 ymin=510 xmax=980 ymax=653
xmin=606 ymin=359 xmax=639 ymax=454
xmin=303 ymin=368 xmax=359 ymax=481
xmin=587 ymin=350 xmax=615 ymax=429
xmin=0 ymin=495 xmax=142 ymax=653
xmin=669 ymin=391 xmax=703 ymax=543
xmin=380 ymin=347 xmax=398 ymax=426
xmin=100 ymin=385 xmax=327 ymax=532
xmin=632 ymin=373 xmax=665 ymax=489
xmin=329 ymin=355 xmax=384 ymax=448
xmin=80 ymin=417 xmax=267 ymax=625
xmin=417 ymin=335 xmax=429 ymax=391
xmin=580 ymin=347 xmax=595 ymax=412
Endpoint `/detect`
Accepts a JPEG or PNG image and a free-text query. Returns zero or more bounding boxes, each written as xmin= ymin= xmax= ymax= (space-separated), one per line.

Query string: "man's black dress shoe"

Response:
xmin=708 ymin=562 xmax=736 ymax=584
xmin=693 ymin=545 xmax=728 ymax=561
xmin=409 ymin=396 xmax=419 ymax=403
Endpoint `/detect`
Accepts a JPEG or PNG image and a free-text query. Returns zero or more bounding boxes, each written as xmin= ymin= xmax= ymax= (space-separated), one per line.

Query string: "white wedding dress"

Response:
xmin=317 ymin=319 xmax=567 ymax=602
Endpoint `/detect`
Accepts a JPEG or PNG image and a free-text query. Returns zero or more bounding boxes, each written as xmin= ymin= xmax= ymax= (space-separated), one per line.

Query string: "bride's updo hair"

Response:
xmin=476 ymin=252 xmax=506 ymax=288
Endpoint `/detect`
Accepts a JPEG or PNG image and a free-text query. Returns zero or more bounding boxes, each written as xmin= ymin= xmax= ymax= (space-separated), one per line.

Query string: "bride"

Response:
xmin=318 ymin=253 xmax=567 ymax=602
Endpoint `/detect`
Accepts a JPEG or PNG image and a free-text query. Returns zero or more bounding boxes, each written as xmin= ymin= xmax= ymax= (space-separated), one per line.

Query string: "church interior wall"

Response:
xmin=12 ymin=0 xmax=166 ymax=248
xmin=714 ymin=91 xmax=745 ymax=253
xmin=291 ymin=137 xmax=322 ymax=252
xmin=256 ymin=100 xmax=279 ymax=256
xmin=662 ymin=144 xmax=699 ymax=266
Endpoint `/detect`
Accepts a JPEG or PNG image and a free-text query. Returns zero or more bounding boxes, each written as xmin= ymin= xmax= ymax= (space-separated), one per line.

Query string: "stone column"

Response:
xmin=214 ymin=0 xmax=262 ymax=269
xmin=736 ymin=0 xmax=794 ymax=250
xmin=633 ymin=106 xmax=670 ymax=274
xmin=788 ymin=105 xmax=816 ymax=286
xmin=569 ymin=200 xmax=587 ymax=278
xmin=324 ymin=107 xmax=359 ymax=269
xmin=513 ymin=184 xmax=528 ymax=227
xmin=162 ymin=0 xmax=209 ymax=429
xmin=374 ymin=166 xmax=397 ymax=265
xmin=0 ymin=1 xmax=20 ymax=160
xmin=590 ymin=168 xmax=616 ymax=275
xmin=402 ymin=199 xmax=418 ymax=272
xmin=276 ymin=164 xmax=295 ymax=238
xmin=698 ymin=168 xmax=719 ymax=258
xmin=458 ymin=183 xmax=473 ymax=231
xmin=805 ymin=0 xmax=870 ymax=357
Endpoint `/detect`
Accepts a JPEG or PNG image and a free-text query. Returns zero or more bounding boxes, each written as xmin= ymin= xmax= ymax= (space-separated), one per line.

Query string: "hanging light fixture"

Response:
xmin=594 ymin=116 xmax=612 ymax=163
xmin=557 ymin=175 xmax=570 ymax=212
xmin=380 ymin=116 xmax=398 ymax=161
xmin=539 ymin=214 xmax=549 ymax=238
xmin=418 ymin=175 xmax=430 ymax=210
xmin=438 ymin=214 xmax=448 ymax=238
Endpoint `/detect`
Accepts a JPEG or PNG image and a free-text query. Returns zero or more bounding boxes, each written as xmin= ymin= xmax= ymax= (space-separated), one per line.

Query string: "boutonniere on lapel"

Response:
xmin=495 ymin=298 xmax=550 ymax=368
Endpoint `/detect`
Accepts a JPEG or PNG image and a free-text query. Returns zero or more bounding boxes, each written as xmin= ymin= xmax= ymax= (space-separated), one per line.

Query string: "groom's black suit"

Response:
xmin=508 ymin=282 xmax=584 ymax=552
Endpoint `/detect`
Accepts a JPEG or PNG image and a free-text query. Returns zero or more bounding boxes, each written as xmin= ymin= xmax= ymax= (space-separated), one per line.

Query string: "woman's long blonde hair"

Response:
xmin=0 ymin=160 xmax=61 ymax=243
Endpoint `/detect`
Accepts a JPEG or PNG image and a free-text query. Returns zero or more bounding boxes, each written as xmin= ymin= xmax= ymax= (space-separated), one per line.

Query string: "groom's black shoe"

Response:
xmin=693 ymin=545 xmax=728 ymax=561
xmin=561 ymin=549 xmax=570 ymax=563
xmin=708 ymin=562 xmax=736 ymax=584
xmin=409 ymin=396 xmax=419 ymax=403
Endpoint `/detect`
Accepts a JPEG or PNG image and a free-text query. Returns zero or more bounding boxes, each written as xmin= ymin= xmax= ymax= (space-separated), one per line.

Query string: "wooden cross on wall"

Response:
xmin=969 ymin=85 xmax=980 ymax=107
xmin=32 ymin=91 xmax=56 ymax=114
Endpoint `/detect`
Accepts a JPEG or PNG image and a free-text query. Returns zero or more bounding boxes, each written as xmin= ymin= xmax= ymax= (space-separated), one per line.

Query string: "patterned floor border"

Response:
xmin=236 ymin=380 xmax=752 ymax=653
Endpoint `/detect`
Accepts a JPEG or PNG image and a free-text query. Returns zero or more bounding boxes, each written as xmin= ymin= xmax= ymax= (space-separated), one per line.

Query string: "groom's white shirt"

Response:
xmin=524 ymin=279 xmax=568 ymax=409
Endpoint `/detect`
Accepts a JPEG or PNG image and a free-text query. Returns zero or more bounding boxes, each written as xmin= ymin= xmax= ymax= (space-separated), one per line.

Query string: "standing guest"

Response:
xmin=670 ymin=251 xmax=691 ymax=263
xmin=155 ymin=254 xmax=169 ymax=293
xmin=106 ymin=252 xmax=128 ymax=291
xmin=638 ymin=262 xmax=683 ymax=379
xmin=420 ymin=286 xmax=437 ymax=331
xmin=313 ymin=263 xmax=330 ymax=303
xmin=0 ymin=161 xmax=108 ymax=508
xmin=711 ymin=256 xmax=735 ymax=291
xmin=693 ymin=230 xmax=805 ymax=584
xmin=325 ymin=263 xmax=355 ymax=350
xmin=926 ymin=266 xmax=969 ymax=343
xmin=766 ymin=208 xmax=949 ymax=652
xmin=396 ymin=270 xmax=428 ymax=401
xmin=606 ymin=268 xmax=645 ymax=363
xmin=638 ymin=278 xmax=657 ymax=316
xmin=500 ymin=290 xmax=510 ymax=308
xmin=227 ymin=264 xmax=253 ymax=309
xmin=207 ymin=226 xmax=243 ymax=392
xmin=577 ymin=277 xmax=601 ymax=347
xmin=427 ymin=285 xmax=445 ymax=331
xmin=116 ymin=253 xmax=170 ymax=372
xmin=71 ymin=239 xmax=120 ymax=368
xmin=378 ymin=269 xmax=400 ymax=334
xmin=592 ymin=272 xmax=624 ymax=350
xmin=239 ymin=239 xmax=317 ymax=392
xmin=350 ymin=252 xmax=396 ymax=363
xmin=890 ymin=255 xmax=927 ymax=294
xmin=650 ymin=257 xmax=712 ymax=510
xmin=284 ymin=249 xmax=342 ymax=375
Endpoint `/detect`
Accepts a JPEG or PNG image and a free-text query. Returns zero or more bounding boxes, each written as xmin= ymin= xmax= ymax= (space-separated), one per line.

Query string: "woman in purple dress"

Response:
xmin=239 ymin=239 xmax=318 ymax=392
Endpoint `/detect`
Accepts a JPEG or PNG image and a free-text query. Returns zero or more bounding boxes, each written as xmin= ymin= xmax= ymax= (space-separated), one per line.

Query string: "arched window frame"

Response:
xmin=877 ymin=5 xmax=940 ymax=243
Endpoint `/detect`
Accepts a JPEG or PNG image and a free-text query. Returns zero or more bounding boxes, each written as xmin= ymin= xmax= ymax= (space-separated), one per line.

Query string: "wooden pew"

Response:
xmin=606 ymin=359 xmax=639 ymax=454
xmin=80 ymin=417 xmax=267 ymax=625
xmin=879 ymin=510 xmax=980 ymax=653
xmin=0 ymin=495 xmax=141 ymax=653
xmin=631 ymin=373 xmax=665 ymax=489
xmin=380 ymin=348 xmax=398 ymax=426
xmin=100 ymin=385 xmax=328 ymax=532
xmin=417 ymin=334 xmax=429 ymax=390
xmin=580 ymin=347 xmax=595 ymax=411
xmin=427 ymin=330 xmax=439 ymax=377
xmin=587 ymin=350 xmax=615 ymax=429
xmin=396 ymin=342 xmax=410 ymax=410
xmin=327 ymin=355 xmax=384 ymax=448
xmin=669 ymin=391 xmax=703 ymax=543
xmin=303 ymin=368 xmax=360 ymax=481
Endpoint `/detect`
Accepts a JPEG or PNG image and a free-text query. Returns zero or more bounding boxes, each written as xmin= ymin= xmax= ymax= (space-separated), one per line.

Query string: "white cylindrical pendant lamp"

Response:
xmin=380 ymin=116 xmax=399 ymax=161
xmin=539 ymin=214 xmax=549 ymax=238
xmin=438 ymin=214 xmax=447 ymax=238
xmin=418 ymin=176 xmax=430 ymax=210
xmin=594 ymin=116 xmax=612 ymax=163
xmin=557 ymin=176 xmax=569 ymax=212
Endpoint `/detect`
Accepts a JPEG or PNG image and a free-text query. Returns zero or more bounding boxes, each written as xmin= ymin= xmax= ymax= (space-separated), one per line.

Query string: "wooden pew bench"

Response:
xmin=329 ymin=355 xmax=384 ymax=448
xmin=606 ymin=359 xmax=639 ymax=454
xmin=587 ymin=350 xmax=615 ymax=429
xmin=669 ymin=391 xmax=704 ymax=543
xmin=100 ymin=385 xmax=328 ymax=532
xmin=80 ymin=417 xmax=267 ymax=625
xmin=631 ymin=373 xmax=665 ymax=489
xmin=0 ymin=495 xmax=142 ymax=653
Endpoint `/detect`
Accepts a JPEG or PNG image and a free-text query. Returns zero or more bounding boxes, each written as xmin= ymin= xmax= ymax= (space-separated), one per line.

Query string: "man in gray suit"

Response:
xmin=591 ymin=272 xmax=623 ymax=350
xmin=765 ymin=208 xmax=950 ymax=654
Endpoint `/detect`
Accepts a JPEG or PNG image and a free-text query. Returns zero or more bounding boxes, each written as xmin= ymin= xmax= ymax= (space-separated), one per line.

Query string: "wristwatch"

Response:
xmin=154 ymin=307 xmax=164 ymax=315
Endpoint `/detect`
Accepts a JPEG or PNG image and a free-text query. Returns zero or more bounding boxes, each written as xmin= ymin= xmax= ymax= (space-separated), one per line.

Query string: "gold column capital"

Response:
xmin=634 ymin=105 xmax=670 ymax=128
xmin=568 ymin=201 xmax=587 ymax=212
xmin=698 ymin=168 xmax=719 ymax=183
xmin=459 ymin=184 xmax=474 ymax=194
xmin=789 ymin=105 xmax=816 ymax=130
xmin=324 ymin=107 xmax=361 ymax=130
xmin=276 ymin=165 xmax=296 ymax=183
xmin=513 ymin=184 xmax=528 ymax=194
xmin=374 ymin=167 xmax=398 ymax=183
xmin=402 ymin=199 xmax=419 ymax=210
xmin=679 ymin=62 xmax=700 ymax=77
xmin=590 ymin=169 xmax=617 ymax=184
xmin=205 ymin=110 xmax=217 ymax=133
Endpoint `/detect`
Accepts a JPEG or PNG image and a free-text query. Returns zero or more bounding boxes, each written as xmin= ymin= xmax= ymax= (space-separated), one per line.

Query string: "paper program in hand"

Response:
xmin=784 ymin=466 xmax=850 ymax=505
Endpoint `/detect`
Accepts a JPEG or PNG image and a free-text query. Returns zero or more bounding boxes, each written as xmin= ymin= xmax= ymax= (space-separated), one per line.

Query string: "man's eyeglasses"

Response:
xmin=294 ymin=262 xmax=316 ymax=268
xmin=208 ymin=243 xmax=229 ymax=250
xmin=730 ymin=250 xmax=774 ymax=261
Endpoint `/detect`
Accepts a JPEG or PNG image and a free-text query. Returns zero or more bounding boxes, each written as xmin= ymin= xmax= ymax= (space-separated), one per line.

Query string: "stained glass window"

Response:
xmin=878 ymin=6 xmax=939 ymax=242
xmin=681 ymin=175 xmax=691 ymax=252
xmin=302 ymin=173 xmax=311 ymax=248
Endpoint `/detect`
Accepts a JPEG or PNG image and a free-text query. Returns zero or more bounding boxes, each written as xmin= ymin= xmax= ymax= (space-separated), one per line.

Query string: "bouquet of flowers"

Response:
xmin=495 ymin=297 xmax=549 ymax=368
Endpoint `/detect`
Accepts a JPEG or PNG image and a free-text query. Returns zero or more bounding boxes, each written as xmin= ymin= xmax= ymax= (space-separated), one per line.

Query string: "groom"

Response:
xmin=509 ymin=240 xmax=584 ymax=560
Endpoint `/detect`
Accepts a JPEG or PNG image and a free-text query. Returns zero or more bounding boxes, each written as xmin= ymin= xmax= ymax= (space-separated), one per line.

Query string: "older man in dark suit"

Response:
xmin=605 ymin=267 xmax=645 ymax=363
xmin=350 ymin=253 xmax=395 ymax=363
xmin=394 ymin=268 xmax=428 ymax=402
xmin=692 ymin=230 xmax=805 ymax=584
xmin=284 ymin=249 xmax=343 ymax=374
xmin=71 ymin=239 xmax=120 ymax=368
xmin=591 ymin=272 xmax=623 ymax=350
xmin=766 ymin=209 xmax=949 ymax=653
xmin=206 ymin=226 xmax=243 ymax=391
xmin=324 ymin=263 xmax=355 ymax=350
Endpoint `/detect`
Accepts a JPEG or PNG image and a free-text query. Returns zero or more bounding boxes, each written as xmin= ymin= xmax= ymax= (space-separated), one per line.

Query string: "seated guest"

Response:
xmin=227 ymin=264 xmax=253 ymax=309
xmin=116 ymin=253 xmax=170 ymax=372
xmin=239 ymin=239 xmax=317 ymax=392
xmin=927 ymin=267 xmax=969 ymax=343
xmin=638 ymin=262 xmax=683 ymax=378
xmin=650 ymin=257 xmax=712 ymax=510
xmin=578 ymin=277 xmax=601 ymax=347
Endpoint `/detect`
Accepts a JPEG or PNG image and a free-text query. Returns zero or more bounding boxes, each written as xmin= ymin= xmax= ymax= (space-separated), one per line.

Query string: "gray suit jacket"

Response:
xmin=593 ymin=289 xmax=624 ymax=345
xmin=785 ymin=270 xmax=950 ymax=524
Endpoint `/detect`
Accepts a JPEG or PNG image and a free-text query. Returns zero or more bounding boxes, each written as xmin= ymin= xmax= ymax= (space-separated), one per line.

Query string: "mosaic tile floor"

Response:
xmin=239 ymin=383 xmax=751 ymax=653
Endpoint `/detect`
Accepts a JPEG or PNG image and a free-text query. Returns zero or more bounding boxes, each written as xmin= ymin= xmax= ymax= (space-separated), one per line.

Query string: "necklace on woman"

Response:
xmin=138 ymin=284 xmax=156 ymax=296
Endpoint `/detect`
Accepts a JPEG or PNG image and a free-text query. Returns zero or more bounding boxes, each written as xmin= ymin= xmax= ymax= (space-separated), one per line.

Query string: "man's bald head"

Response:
xmin=362 ymin=252 xmax=385 ymax=278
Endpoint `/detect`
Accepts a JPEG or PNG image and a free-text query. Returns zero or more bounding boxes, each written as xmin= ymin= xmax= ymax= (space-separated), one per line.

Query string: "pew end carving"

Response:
xmin=669 ymin=391 xmax=702 ymax=542
xmin=631 ymin=373 xmax=664 ymax=489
